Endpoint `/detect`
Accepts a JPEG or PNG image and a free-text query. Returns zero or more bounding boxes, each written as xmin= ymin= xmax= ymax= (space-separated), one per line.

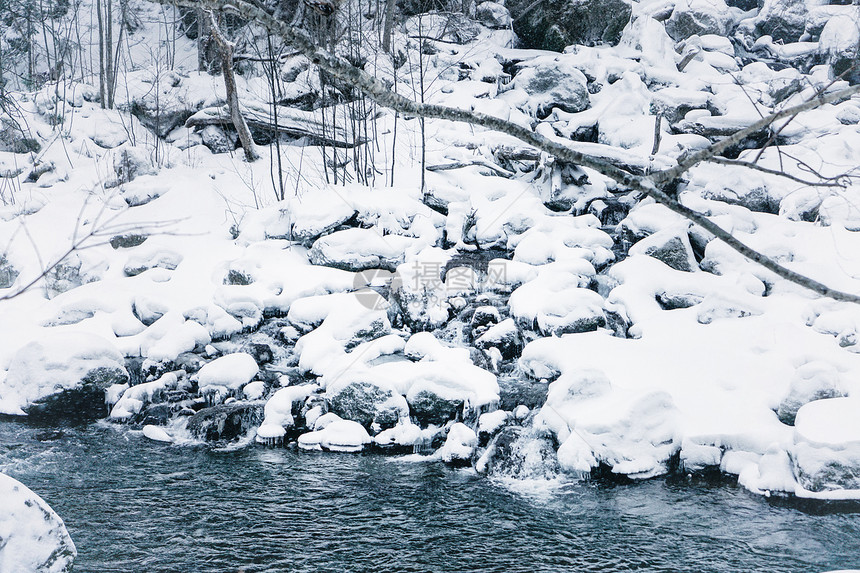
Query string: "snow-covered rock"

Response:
xmin=628 ymin=226 xmax=698 ymax=272
xmin=506 ymin=0 xmax=631 ymax=49
xmin=0 ymin=472 xmax=77 ymax=573
xmin=510 ymin=269 xmax=605 ymax=336
xmin=439 ymin=423 xmax=478 ymax=465
xmin=511 ymin=58 xmax=590 ymax=119
xmin=776 ymin=362 xmax=844 ymax=425
xmin=326 ymin=378 xmax=409 ymax=430
xmin=475 ymin=2 xmax=511 ymax=29
xmin=195 ymin=353 xmax=259 ymax=398
xmin=187 ymin=402 xmax=264 ymax=442
xmin=297 ymin=415 xmax=372 ymax=452
xmin=1 ymin=333 xmax=128 ymax=420
xmin=308 ymin=228 xmax=412 ymax=272
xmin=666 ymin=0 xmax=734 ymax=41
xmin=793 ymin=397 xmax=860 ymax=495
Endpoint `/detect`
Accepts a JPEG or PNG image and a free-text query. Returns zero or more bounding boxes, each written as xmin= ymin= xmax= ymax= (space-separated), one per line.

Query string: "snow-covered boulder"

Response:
xmin=1 ymin=333 xmax=128 ymax=420
xmin=818 ymin=14 xmax=860 ymax=83
xmin=538 ymin=369 xmax=681 ymax=479
xmin=0 ymin=472 xmax=77 ymax=573
xmin=666 ymin=0 xmax=734 ymax=41
xmin=195 ymin=352 xmax=259 ymax=400
xmin=512 ymin=58 xmax=590 ymax=119
xmin=475 ymin=318 xmax=522 ymax=361
xmin=755 ymin=0 xmax=820 ymax=44
xmin=297 ymin=414 xmax=372 ymax=452
xmin=256 ymin=384 xmax=317 ymax=444
xmin=262 ymin=191 xmax=357 ymax=246
xmin=777 ymin=362 xmax=844 ymax=425
xmin=439 ymin=423 xmax=478 ymax=465
xmin=112 ymin=145 xmax=155 ymax=184
xmin=477 ymin=409 xmax=510 ymax=445
xmin=308 ymin=228 xmax=412 ymax=272
xmin=475 ymin=2 xmax=511 ymax=29
xmin=628 ymin=227 xmax=698 ymax=272
xmin=510 ymin=271 xmax=605 ymax=336
xmin=793 ymin=397 xmax=860 ymax=494
xmin=200 ymin=125 xmax=236 ymax=154
xmin=109 ymin=372 xmax=179 ymax=422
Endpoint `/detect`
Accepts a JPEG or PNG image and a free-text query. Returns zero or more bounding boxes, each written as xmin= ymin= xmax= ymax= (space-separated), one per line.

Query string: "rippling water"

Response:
xmin=1 ymin=420 xmax=859 ymax=573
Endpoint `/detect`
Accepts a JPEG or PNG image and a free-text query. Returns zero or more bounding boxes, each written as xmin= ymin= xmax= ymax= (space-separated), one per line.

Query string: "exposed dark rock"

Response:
xmin=408 ymin=389 xmax=463 ymax=426
xmin=630 ymin=229 xmax=698 ymax=272
xmin=186 ymin=402 xmax=264 ymax=441
xmin=109 ymin=234 xmax=148 ymax=249
xmin=755 ymin=0 xmax=810 ymax=44
xmin=200 ymin=125 xmax=237 ymax=154
xmin=327 ymin=380 xmax=404 ymax=429
xmin=506 ymin=0 xmax=631 ymax=50
xmin=24 ymin=366 xmax=128 ymax=423
xmin=0 ymin=255 xmax=19 ymax=289
xmin=249 ymin=343 xmax=274 ymax=365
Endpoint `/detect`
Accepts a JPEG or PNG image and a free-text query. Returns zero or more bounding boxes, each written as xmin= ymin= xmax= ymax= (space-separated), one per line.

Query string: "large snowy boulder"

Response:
xmin=511 ymin=59 xmax=590 ymax=119
xmin=755 ymin=0 xmax=822 ymax=44
xmin=793 ymin=397 xmax=860 ymax=494
xmin=256 ymin=384 xmax=317 ymax=444
xmin=818 ymin=14 xmax=860 ymax=83
xmin=297 ymin=414 xmax=372 ymax=452
xmin=506 ymin=0 xmax=631 ymax=50
xmin=538 ymin=369 xmax=681 ymax=479
xmin=776 ymin=362 xmax=844 ymax=425
xmin=1 ymin=333 xmax=128 ymax=420
xmin=509 ymin=271 xmax=605 ymax=336
xmin=475 ymin=2 xmax=511 ymax=29
xmin=195 ymin=352 xmax=259 ymax=400
xmin=308 ymin=228 xmax=412 ymax=272
xmin=0 ymin=473 xmax=77 ymax=573
xmin=666 ymin=0 xmax=734 ymax=41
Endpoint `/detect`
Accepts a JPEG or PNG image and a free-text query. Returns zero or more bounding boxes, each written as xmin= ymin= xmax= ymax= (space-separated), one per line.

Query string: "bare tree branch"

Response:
xmin=705 ymin=156 xmax=850 ymax=189
xmin=653 ymin=84 xmax=860 ymax=185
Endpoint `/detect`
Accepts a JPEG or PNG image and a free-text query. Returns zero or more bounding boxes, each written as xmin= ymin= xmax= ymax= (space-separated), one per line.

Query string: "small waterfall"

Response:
xmin=481 ymin=424 xmax=560 ymax=481
xmin=412 ymin=432 xmax=435 ymax=455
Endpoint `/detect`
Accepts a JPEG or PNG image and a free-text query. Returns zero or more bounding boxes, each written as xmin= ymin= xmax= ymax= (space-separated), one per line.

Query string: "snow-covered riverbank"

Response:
xmin=1 ymin=0 xmax=860 ymax=528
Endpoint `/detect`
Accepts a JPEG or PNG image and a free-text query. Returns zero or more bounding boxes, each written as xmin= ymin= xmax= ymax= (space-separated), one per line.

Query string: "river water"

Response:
xmin=1 ymin=420 xmax=859 ymax=573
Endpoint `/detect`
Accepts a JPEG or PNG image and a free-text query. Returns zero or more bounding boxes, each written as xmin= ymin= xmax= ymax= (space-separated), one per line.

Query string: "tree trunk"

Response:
xmin=382 ymin=0 xmax=396 ymax=53
xmin=207 ymin=11 xmax=260 ymax=162
xmin=96 ymin=0 xmax=106 ymax=107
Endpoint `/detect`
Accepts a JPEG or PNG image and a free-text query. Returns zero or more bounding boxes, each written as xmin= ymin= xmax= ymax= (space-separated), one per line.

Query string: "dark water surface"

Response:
xmin=2 ymin=421 xmax=859 ymax=573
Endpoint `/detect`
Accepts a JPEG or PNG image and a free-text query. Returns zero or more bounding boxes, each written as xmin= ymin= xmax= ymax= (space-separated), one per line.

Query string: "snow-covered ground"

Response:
xmin=1 ymin=0 xmax=860 ymax=527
